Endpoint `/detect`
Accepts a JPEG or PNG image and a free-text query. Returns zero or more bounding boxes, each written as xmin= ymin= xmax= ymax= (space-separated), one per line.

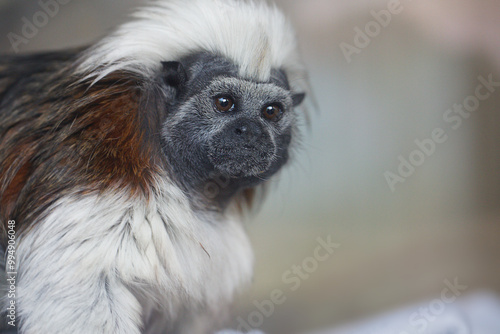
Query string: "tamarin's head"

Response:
xmin=156 ymin=53 xmax=305 ymax=204
xmin=77 ymin=0 xmax=309 ymax=208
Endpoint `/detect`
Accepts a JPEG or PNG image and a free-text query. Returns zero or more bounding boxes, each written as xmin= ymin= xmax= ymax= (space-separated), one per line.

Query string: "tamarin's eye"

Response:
xmin=262 ymin=104 xmax=283 ymax=121
xmin=214 ymin=96 xmax=235 ymax=112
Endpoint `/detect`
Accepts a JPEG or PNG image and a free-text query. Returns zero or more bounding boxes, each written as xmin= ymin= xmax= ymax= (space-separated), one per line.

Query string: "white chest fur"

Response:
xmin=15 ymin=182 xmax=254 ymax=333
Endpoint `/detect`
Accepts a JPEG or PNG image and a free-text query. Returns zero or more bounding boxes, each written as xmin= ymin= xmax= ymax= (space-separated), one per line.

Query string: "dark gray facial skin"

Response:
xmin=158 ymin=53 xmax=304 ymax=209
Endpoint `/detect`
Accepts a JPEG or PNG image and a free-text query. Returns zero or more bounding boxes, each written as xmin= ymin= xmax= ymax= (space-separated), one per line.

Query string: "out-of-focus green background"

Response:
xmin=1 ymin=1 xmax=499 ymax=333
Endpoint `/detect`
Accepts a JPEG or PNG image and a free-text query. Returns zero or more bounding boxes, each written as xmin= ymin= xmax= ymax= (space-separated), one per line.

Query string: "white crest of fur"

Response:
xmin=13 ymin=179 xmax=253 ymax=333
xmin=77 ymin=0 xmax=306 ymax=92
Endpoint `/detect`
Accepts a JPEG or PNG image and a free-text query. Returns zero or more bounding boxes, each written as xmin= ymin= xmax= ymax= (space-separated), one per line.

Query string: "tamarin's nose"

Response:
xmin=230 ymin=119 xmax=264 ymax=143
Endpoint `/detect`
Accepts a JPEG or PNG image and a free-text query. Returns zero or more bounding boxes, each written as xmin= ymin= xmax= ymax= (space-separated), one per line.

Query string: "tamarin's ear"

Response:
xmin=161 ymin=61 xmax=187 ymax=88
xmin=292 ymin=92 xmax=306 ymax=107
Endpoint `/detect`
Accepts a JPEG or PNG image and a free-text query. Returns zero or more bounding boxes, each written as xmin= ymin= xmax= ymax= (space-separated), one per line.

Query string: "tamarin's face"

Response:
xmin=159 ymin=53 xmax=304 ymax=203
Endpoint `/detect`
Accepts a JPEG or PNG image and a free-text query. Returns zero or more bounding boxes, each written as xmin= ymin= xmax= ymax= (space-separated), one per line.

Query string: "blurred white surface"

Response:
xmin=310 ymin=292 xmax=500 ymax=334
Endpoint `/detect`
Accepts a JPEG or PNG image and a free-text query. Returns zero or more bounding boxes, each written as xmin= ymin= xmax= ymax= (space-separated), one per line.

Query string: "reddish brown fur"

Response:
xmin=0 ymin=68 xmax=162 ymax=238
xmin=69 ymin=84 xmax=160 ymax=195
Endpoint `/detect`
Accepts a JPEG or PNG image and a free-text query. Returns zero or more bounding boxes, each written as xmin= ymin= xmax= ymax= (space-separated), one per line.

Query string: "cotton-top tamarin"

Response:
xmin=0 ymin=0 xmax=308 ymax=333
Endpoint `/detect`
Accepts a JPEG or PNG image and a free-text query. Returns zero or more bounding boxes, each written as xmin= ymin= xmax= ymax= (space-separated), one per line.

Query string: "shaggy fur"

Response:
xmin=0 ymin=0 xmax=307 ymax=333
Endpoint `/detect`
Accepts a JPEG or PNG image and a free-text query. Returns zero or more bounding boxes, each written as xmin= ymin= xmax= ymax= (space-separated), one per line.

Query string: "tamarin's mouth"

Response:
xmin=208 ymin=118 xmax=278 ymax=177
xmin=208 ymin=141 xmax=276 ymax=178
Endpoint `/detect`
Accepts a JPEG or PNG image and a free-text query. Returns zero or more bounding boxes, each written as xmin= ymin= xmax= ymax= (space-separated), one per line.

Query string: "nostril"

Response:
xmin=234 ymin=125 xmax=247 ymax=136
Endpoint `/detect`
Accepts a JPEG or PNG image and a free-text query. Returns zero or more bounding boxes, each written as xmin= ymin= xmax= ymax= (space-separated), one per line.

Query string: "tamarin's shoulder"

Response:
xmin=0 ymin=48 xmax=156 ymax=234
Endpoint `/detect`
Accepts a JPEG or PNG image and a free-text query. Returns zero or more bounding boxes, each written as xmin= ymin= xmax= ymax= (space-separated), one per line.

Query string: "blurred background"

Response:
xmin=0 ymin=0 xmax=499 ymax=333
